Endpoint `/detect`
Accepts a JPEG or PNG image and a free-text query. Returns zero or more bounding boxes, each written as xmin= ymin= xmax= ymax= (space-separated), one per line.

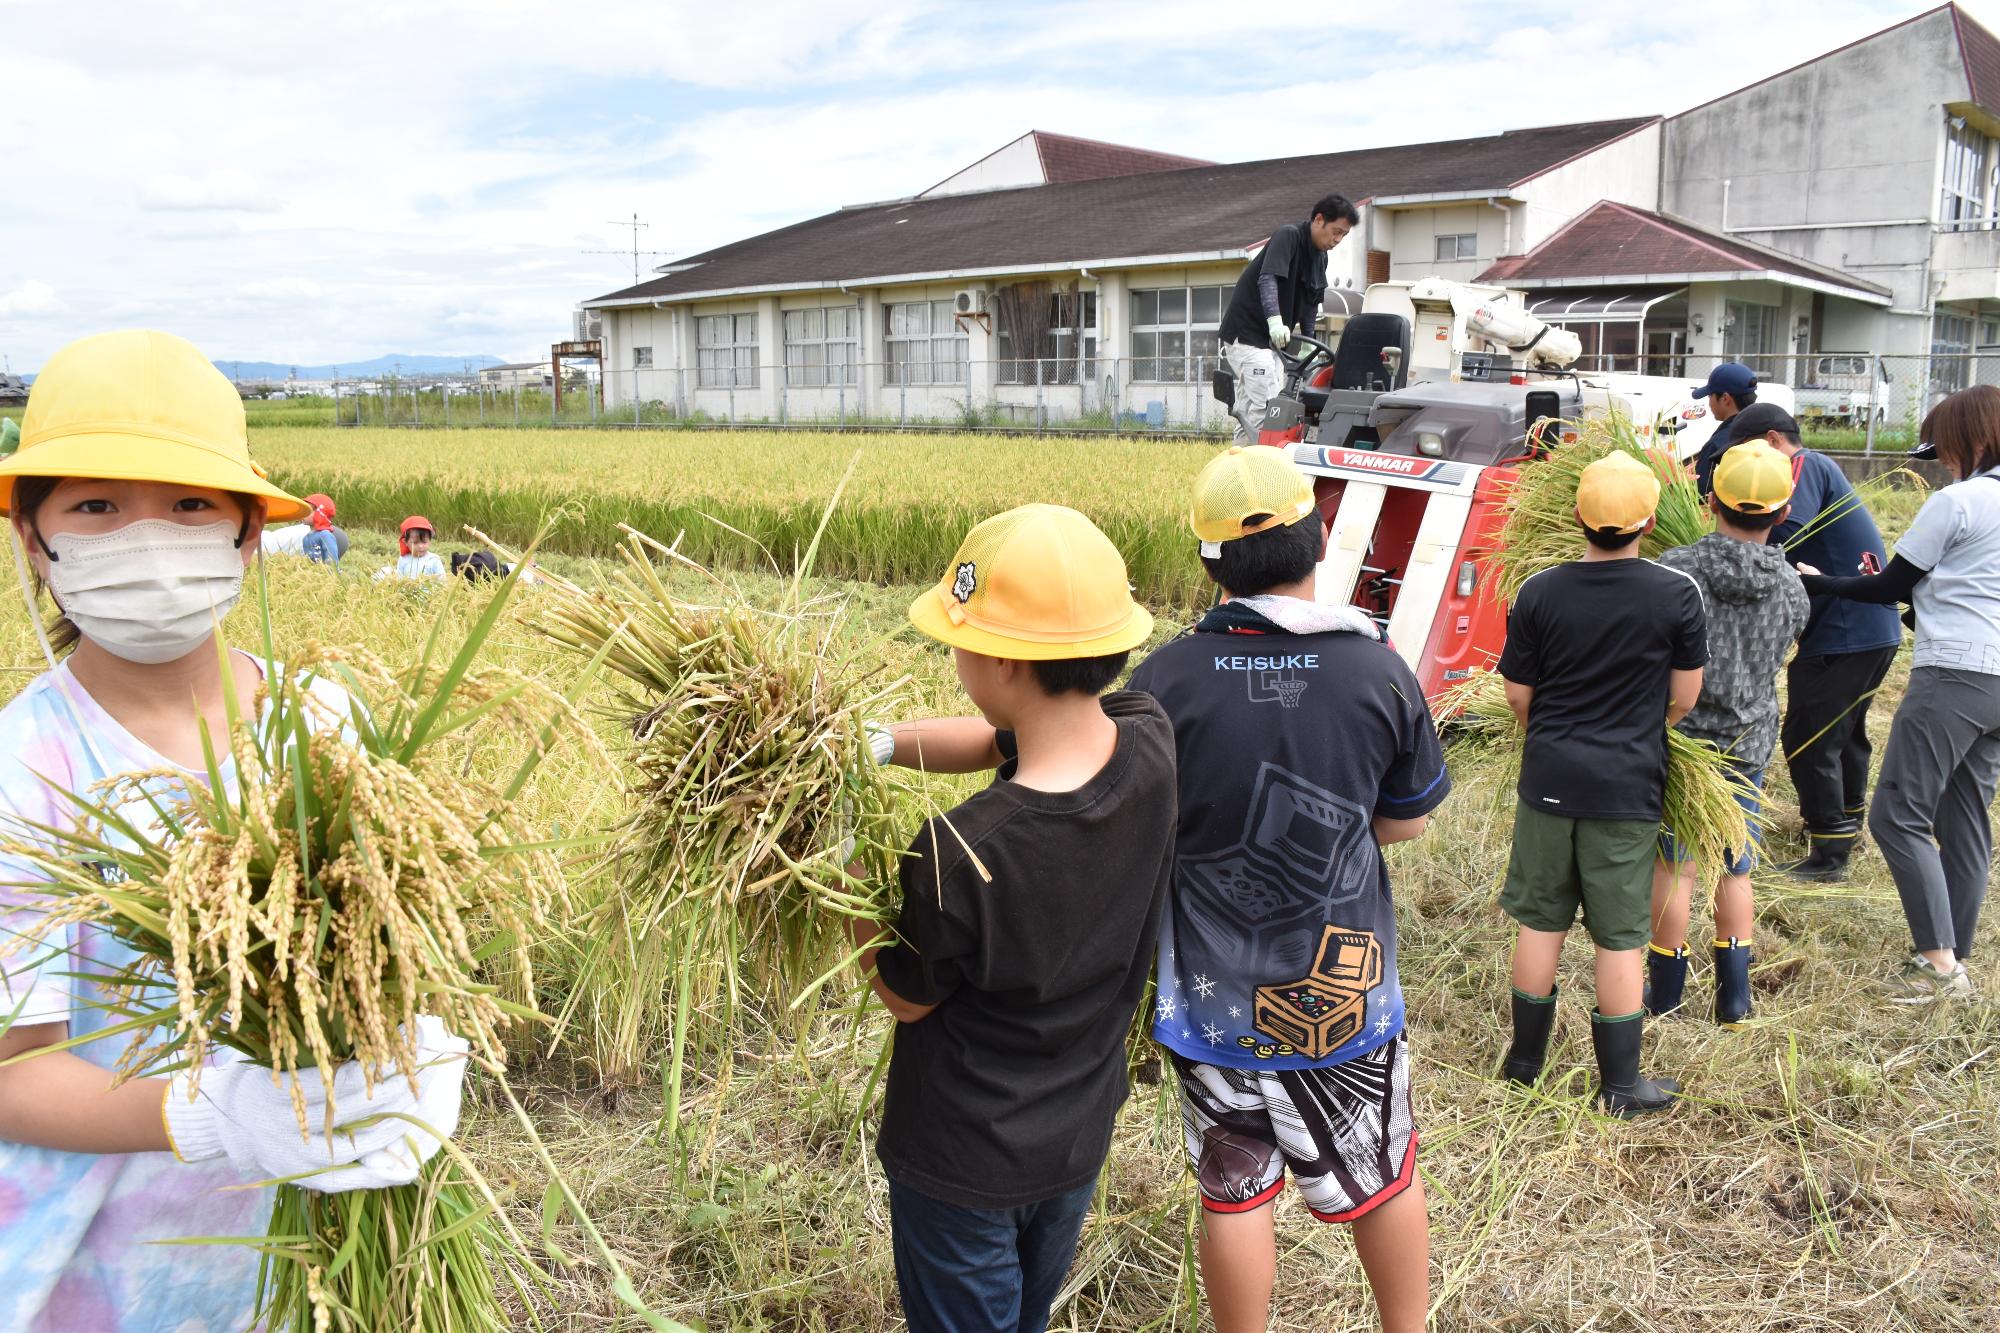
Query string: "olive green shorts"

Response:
xmin=1500 ymin=802 xmax=1657 ymax=951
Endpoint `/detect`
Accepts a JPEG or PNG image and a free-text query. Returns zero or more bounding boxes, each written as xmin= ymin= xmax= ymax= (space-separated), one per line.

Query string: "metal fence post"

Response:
xmin=443 ymin=386 xmax=451 ymax=428
xmin=1865 ymin=355 xmax=1882 ymax=455
xmin=513 ymin=385 xmax=520 ymax=425
xmin=899 ymin=378 xmax=907 ymax=428
xmin=1035 ymin=358 xmax=1045 ymax=435
xmin=838 ymin=378 xmax=846 ymax=428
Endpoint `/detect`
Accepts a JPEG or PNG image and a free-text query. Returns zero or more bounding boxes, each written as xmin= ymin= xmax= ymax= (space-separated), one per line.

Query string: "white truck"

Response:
xmin=1793 ymin=354 xmax=1890 ymax=429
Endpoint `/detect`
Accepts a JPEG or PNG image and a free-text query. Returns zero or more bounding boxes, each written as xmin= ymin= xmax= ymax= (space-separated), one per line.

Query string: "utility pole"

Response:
xmin=584 ymin=213 xmax=675 ymax=287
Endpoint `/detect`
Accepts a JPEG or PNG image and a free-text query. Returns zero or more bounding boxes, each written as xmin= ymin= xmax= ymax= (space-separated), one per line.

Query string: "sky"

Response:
xmin=2 ymin=0 xmax=1994 ymax=370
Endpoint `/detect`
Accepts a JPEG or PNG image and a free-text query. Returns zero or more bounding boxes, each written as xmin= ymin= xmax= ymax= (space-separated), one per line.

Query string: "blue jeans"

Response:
xmin=1660 ymin=766 xmax=1763 ymax=875
xmin=888 ymin=1175 xmax=1096 ymax=1333
xmin=302 ymin=529 xmax=340 ymax=566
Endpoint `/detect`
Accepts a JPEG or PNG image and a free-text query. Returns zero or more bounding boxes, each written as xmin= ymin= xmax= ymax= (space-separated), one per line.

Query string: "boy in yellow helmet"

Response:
xmin=842 ymin=504 xmax=1174 ymax=1333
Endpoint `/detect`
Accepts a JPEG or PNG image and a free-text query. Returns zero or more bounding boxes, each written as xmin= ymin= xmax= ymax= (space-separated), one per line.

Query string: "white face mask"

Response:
xmin=43 ymin=519 xmax=246 ymax=664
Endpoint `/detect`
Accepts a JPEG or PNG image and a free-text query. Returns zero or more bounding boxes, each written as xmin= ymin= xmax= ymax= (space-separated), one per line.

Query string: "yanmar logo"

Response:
xmin=1301 ymin=447 xmax=1453 ymax=482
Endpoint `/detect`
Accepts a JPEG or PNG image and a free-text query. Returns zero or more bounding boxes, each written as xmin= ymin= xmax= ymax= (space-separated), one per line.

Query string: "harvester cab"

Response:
xmin=1214 ymin=275 xmax=1796 ymax=702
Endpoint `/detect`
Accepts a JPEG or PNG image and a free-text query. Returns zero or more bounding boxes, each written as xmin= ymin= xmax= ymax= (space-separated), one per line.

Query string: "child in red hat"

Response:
xmin=379 ymin=514 xmax=446 ymax=580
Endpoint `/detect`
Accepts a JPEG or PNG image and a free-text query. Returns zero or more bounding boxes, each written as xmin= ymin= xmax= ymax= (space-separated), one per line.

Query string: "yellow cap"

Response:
xmin=908 ymin=504 xmax=1154 ymax=660
xmin=1713 ymin=440 xmax=1796 ymax=514
xmin=1575 ymin=451 xmax=1661 ymax=534
xmin=2 ymin=330 xmax=306 ymax=520
xmin=1191 ymin=446 xmax=1316 ymax=555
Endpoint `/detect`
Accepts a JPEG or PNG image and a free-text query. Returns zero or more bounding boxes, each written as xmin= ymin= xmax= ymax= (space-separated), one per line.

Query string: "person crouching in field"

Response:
xmin=1647 ymin=442 xmax=1809 ymax=1026
xmin=376 ymin=514 xmax=447 ymax=580
xmin=1497 ymin=452 xmax=1707 ymax=1118
xmin=1126 ymin=447 xmax=1448 ymax=1333
xmin=0 ymin=331 xmax=463 ymax=1330
xmin=840 ymin=505 xmax=1173 ymax=1333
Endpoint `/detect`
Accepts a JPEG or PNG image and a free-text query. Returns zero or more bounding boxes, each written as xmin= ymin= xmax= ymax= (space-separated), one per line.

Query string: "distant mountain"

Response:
xmin=209 ymin=354 xmax=508 ymax=381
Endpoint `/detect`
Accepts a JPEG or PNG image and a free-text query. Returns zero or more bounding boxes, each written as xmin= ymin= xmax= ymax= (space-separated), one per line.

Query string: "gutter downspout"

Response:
xmin=1487 ymin=197 xmax=1512 ymax=259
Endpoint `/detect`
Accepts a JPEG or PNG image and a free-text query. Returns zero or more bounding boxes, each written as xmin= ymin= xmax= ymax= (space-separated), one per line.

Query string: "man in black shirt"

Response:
xmin=844 ymin=503 xmax=1174 ymax=1333
xmin=1495 ymin=452 xmax=1707 ymax=1118
xmin=1217 ymin=193 xmax=1359 ymax=442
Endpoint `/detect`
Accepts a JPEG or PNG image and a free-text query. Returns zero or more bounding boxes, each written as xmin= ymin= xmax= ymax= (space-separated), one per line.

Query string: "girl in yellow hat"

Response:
xmin=0 ymin=330 xmax=463 ymax=1329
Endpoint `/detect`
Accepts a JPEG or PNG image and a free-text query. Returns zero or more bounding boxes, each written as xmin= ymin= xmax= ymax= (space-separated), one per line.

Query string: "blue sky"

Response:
xmin=1 ymin=0 xmax=1992 ymax=369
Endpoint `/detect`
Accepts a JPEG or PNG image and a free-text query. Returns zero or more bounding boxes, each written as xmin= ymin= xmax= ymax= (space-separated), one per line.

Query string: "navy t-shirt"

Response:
xmin=1128 ymin=601 xmax=1450 ymax=1072
xmin=1771 ymin=450 xmax=1902 ymax=658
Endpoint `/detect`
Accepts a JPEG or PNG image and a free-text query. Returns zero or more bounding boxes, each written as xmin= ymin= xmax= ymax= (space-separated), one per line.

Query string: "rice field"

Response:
xmin=0 ymin=435 xmax=1991 ymax=1329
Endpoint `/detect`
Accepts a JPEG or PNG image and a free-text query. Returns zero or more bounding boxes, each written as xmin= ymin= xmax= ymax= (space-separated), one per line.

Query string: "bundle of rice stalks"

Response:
xmin=1437 ymin=670 xmax=1761 ymax=881
xmin=529 ymin=524 xmax=909 ymax=1119
xmin=1486 ymin=413 xmax=1710 ymax=606
xmin=0 ymin=569 xmax=673 ymax=1332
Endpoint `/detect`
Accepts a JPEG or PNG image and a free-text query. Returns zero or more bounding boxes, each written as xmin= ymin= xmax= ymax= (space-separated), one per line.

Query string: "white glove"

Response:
xmin=865 ymin=722 xmax=896 ymax=766
xmin=1267 ymin=316 xmax=1290 ymax=352
xmin=165 ymin=1015 xmax=469 ymax=1194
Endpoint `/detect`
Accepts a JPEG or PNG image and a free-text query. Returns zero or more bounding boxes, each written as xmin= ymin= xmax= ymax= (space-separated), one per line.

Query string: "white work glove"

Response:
xmin=1266 ymin=316 xmax=1290 ymax=352
xmin=164 ymin=1015 xmax=469 ymax=1194
xmin=865 ymin=722 xmax=896 ymax=766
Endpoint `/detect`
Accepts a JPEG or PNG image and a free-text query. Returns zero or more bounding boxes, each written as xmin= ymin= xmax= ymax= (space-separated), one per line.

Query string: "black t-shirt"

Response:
xmin=872 ymin=691 xmax=1176 ymax=1209
xmin=1496 ymin=559 xmax=1708 ymax=820
xmin=1219 ymin=220 xmax=1328 ymax=349
xmin=1128 ymin=600 xmax=1450 ymax=1072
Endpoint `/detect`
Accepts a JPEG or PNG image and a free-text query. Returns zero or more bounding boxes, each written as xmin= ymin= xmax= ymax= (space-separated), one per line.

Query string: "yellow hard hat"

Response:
xmin=1191 ymin=445 xmax=1315 ymax=554
xmin=1575 ymin=451 xmax=1661 ymax=534
xmin=1713 ymin=440 xmax=1796 ymax=514
xmin=908 ymin=504 xmax=1154 ymax=660
xmin=1 ymin=330 xmax=306 ymax=520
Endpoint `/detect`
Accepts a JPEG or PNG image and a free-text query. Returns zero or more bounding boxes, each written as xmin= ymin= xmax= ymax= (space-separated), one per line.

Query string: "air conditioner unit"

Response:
xmin=954 ymin=287 xmax=988 ymax=316
xmin=574 ymin=310 xmax=603 ymax=342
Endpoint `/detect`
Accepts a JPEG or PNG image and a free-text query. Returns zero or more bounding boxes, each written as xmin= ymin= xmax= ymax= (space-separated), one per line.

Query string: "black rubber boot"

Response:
xmin=1782 ymin=820 xmax=1859 ymax=883
xmin=1713 ymin=939 xmax=1754 ymax=1025
xmin=1591 ymin=1009 xmax=1679 ymax=1118
xmin=1501 ymin=986 xmax=1558 ymax=1086
xmin=1644 ymin=944 xmax=1689 ymax=1017
xmin=1844 ymin=803 xmax=1869 ymax=851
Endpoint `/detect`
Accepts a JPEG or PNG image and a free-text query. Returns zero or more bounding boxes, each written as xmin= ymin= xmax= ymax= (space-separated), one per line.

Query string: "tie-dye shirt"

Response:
xmin=0 ymin=654 xmax=352 ymax=1332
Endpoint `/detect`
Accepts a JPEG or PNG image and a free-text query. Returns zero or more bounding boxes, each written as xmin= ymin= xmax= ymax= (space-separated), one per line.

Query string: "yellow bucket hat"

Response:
xmin=908 ymin=504 xmax=1154 ymax=660
xmin=1575 ymin=451 xmax=1661 ymax=534
xmin=1 ymin=330 xmax=306 ymax=520
xmin=1712 ymin=440 xmax=1796 ymax=514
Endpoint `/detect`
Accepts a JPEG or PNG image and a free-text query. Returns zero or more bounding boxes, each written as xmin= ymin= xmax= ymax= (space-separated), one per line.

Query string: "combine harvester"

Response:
xmin=1221 ymin=277 xmax=1795 ymax=701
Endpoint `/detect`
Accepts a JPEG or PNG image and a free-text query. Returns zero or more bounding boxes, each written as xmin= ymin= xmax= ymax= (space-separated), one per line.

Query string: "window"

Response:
xmin=696 ymin=314 xmax=758 ymax=388
xmin=782 ymin=306 xmax=859 ymax=387
xmin=1933 ymin=311 xmax=1975 ymax=393
xmin=884 ymin=300 xmax=968 ymax=385
xmin=1982 ymin=319 xmax=1999 ymax=348
xmin=632 ymin=346 xmax=652 ymax=369
xmin=1941 ymin=118 xmax=1996 ymax=231
xmin=996 ymin=290 xmax=1098 ymax=384
xmin=1434 ymin=233 xmax=1477 ymax=262
xmin=1723 ymin=300 xmax=1782 ymax=358
xmin=1131 ymin=284 xmax=1230 ymax=382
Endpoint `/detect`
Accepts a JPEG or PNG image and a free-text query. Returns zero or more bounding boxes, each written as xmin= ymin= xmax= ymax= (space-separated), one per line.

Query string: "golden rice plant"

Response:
xmin=1437 ymin=670 xmax=1761 ymax=882
xmin=1486 ymin=413 xmax=1711 ymax=605
xmin=0 ymin=565 xmax=682 ymax=1332
xmin=527 ymin=516 xmax=910 ymax=1124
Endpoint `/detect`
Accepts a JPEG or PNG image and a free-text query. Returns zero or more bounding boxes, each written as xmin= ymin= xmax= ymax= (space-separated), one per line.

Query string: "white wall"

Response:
xmin=920 ymin=135 xmax=1044 ymax=197
xmin=1386 ymin=203 xmax=1505 ymax=281
xmin=1519 ymin=122 xmax=1662 ymax=251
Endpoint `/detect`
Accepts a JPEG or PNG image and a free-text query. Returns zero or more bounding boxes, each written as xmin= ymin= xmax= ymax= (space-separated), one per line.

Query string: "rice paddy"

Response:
xmin=0 ymin=429 xmax=1990 ymax=1329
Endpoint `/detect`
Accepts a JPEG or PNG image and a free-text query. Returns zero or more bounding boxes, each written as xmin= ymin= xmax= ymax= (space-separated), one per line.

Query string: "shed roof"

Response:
xmin=585 ymin=117 xmax=1660 ymax=308
xmin=1479 ymin=201 xmax=1891 ymax=303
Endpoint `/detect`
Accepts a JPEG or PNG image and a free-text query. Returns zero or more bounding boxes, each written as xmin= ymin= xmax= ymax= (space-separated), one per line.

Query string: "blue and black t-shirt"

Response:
xmin=1771 ymin=449 xmax=1901 ymax=658
xmin=1128 ymin=598 xmax=1451 ymax=1072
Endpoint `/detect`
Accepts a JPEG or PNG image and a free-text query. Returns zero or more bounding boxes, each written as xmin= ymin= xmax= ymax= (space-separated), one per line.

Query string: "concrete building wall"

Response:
xmin=1663 ymin=8 xmax=1969 ymax=318
xmin=920 ymin=135 xmax=1045 ymax=197
xmin=1519 ymin=122 xmax=1663 ymax=251
xmin=1386 ymin=204 xmax=1504 ymax=282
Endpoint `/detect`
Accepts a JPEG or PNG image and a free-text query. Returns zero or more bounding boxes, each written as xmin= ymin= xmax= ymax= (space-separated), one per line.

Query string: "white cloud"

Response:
xmin=142 ymin=170 xmax=276 ymax=213
xmin=2 ymin=0 xmax=1992 ymax=368
xmin=0 ymin=281 xmax=62 ymax=318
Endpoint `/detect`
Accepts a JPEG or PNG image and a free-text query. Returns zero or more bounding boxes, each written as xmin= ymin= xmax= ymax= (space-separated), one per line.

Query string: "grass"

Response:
xmin=248 ymin=427 xmax=1221 ymax=611
xmin=0 ymin=447 xmax=1989 ymax=1327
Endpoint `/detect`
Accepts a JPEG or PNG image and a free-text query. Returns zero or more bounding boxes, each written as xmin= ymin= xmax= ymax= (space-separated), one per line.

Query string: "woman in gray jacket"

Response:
xmin=1799 ymin=384 xmax=2000 ymax=1001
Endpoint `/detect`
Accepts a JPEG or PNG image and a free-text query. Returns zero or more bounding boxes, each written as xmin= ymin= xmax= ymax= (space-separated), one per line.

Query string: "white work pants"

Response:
xmin=1223 ymin=341 xmax=1284 ymax=443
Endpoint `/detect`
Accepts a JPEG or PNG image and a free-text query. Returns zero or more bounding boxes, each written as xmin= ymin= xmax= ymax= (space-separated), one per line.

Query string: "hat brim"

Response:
xmin=1907 ymin=441 xmax=1938 ymax=461
xmin=907 ymin=580 xmax=1155 ymax=660
xmin=0 ymin=430 xmax=308 ymax=521
xmin=1690 ymin=385 xmax=1714 ymax=398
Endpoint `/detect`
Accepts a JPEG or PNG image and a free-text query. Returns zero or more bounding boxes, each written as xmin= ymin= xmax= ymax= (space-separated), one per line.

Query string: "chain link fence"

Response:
xmin=330 ymin=351 xmax=2000 ymax=449
xmin=332 ymin=359 xmax=1239 ymax=436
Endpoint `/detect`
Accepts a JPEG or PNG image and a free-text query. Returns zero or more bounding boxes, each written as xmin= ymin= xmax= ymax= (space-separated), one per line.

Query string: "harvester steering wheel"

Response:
xmin=1279 ymin=335 xmax=1336 ymax=382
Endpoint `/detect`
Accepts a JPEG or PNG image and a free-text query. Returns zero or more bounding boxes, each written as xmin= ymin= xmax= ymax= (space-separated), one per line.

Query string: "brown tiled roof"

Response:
xmin=586 ymin=117 xmax=1659 ymax=305
xmin=1029 ymin=131 xmax=1211 ymax=182
xmin=1951 ymin=4 xmax=2000 ymax=112
xmin=1478 ymin=201 xmax=1891 ymax=299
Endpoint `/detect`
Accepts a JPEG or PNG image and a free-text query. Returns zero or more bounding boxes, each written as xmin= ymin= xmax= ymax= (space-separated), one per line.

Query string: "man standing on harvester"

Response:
xmin=1218 ymin=194 xmax=1359 ymax=443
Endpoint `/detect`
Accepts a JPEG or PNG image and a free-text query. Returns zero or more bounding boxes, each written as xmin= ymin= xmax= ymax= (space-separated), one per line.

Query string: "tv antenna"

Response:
xmin=584 ymin=213 xmax=676 ymax=286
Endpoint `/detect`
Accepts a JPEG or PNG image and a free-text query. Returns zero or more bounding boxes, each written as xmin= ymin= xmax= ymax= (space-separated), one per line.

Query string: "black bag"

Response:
xmin=451 ymin=551 xmax=503 ymax=582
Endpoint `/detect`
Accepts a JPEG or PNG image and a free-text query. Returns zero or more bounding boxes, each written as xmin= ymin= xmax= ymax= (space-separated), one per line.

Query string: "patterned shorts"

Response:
xmin=1170 ymin=1034 xmax=1417 ymax=1223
